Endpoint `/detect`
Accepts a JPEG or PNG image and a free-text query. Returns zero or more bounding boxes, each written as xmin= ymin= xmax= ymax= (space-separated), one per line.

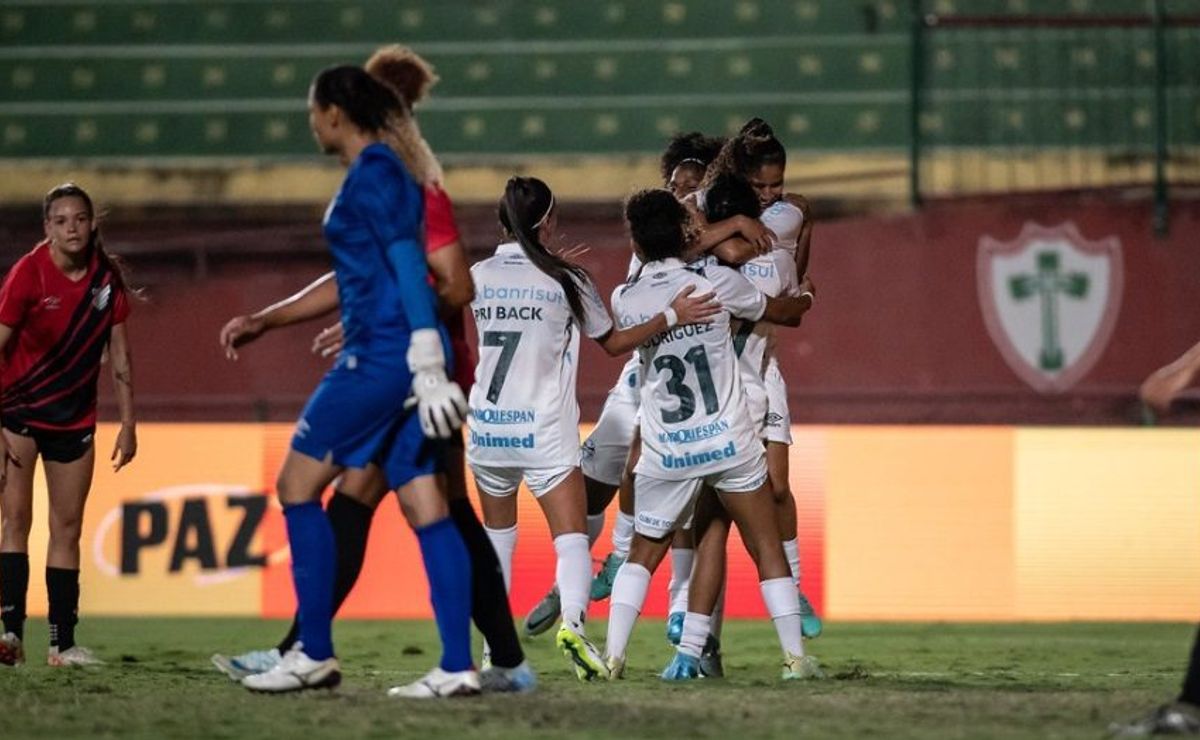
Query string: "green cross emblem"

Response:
xmin=1008 ymin=251 xmax=1089 ymax=371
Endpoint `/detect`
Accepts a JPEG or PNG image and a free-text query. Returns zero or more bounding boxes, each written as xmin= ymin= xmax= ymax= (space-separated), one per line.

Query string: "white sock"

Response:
xmin=761 ymin=576 xmax=804 ymax=656
xmin=554 ymin=532 xmax=592 ymax=627
xmin=711 ymin=586 xmax=726 ymax=639
xmin=586 ymin=513 xmax=606 ymax=548
xmin=782 ymin=538 xmax=802 ymax=587
xmin=484 ymin=524 xmax=518 ymax=592
xmin=605 ymin=562 xmax=652 ymax=660
xmin=611 ymin=511 xmax=634 ymax=557
xmin=678 ymin=611 xmax=711 ymax=659
xmin=667 ymin=548 xmax=694 ymax=615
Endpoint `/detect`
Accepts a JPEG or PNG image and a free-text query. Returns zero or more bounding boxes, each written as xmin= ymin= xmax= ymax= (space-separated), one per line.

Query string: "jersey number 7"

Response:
xmin=483 ymin=330 xmax=522 ymax=404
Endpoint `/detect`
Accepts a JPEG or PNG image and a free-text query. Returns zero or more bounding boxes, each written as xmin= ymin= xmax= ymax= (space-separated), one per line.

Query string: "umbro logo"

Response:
xmin=765 ymin=412 xmax=785 ymax=427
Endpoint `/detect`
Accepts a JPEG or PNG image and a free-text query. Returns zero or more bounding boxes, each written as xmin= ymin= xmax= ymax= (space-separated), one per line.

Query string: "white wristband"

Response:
xmin=663 ymin=307 xmax=678 ymax=328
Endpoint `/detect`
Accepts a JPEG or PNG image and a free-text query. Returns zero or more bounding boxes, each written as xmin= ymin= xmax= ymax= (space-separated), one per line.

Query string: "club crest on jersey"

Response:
xmin=92 ymin=284 xmax=112 ymax=311
xmin=977 ymin=222 xmax=1123 ymax=394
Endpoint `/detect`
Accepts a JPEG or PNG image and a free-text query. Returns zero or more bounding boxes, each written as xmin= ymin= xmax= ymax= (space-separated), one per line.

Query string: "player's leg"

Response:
xmin=0 ymin=429 xmax=38 ymax=666
xmin=765 ymin=365 xmax=821 ymax=638
xmin=716 ymin=459 xmax=822 ymax=680
xmin=665 ymin=527 xmax=694 ymax=644
xmin=388 ymin=470 xmax=478 ymax=698
xmin=593 ymin=430 xmax=641 ymax=600
xmin=529 ymin=468 xmax=608 ymax=681
xmin=212 ymin=465 xmax=384 ymax=681
xmin=663 ymin=490 xmax=727 ymax=680
xmin=442 ymin=439 xmax=529 ymax=691
xmin=242 ymin=448 xmax=345 ymax=692
xmin=603 ymin=473 xmax=697 ymax=677
xmin=42 ymin=432 xmax=99 ymax=667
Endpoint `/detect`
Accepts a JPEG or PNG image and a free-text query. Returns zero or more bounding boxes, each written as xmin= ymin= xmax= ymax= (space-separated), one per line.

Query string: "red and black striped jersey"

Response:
xmin=0 ymin=241 xmax=130 ymax=430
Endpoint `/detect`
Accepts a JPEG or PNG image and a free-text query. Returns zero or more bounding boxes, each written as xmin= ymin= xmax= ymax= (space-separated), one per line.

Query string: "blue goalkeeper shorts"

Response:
xmin=291 ymin=352 xmax=444 ymax=489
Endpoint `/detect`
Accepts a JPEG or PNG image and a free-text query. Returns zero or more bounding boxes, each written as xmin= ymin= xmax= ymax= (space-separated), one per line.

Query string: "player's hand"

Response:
xmin=739 ymin=216 xmax=776 ymax=255
xmin=112 ymin=422 xmax=137 ymax=472
xmin=219 ymin=315 xmax=267 ymax=360
xmin=1140 ymin=367 xmax=1193 ymax=416
xmin=311 ymin=321 xmax=345 ymax=359
xmin=405 ymin=328 xmax=469 ymax=439
xmin=670 ymin=285 xmax=721 ymax=326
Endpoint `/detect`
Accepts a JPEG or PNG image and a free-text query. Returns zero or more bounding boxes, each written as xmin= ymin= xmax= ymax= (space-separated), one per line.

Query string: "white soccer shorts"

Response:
xmin=763 ymin=356 xmax=793 ymax=446
xmin=470 ymin=463 xmax=577 ymax=498
xmin=632 ymin=454 xmax=769 ymax=539
xmin=580 ymin=386 xmax=640 ymax=487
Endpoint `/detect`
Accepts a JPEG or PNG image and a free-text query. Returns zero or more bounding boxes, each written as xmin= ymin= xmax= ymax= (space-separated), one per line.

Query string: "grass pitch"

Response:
xmin=0 ymin=618 xmax=1188 ymax=739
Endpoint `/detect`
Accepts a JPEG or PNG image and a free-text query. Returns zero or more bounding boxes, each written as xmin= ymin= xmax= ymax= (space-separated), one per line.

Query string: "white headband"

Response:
xmin=533 ymin=194 xmax=555 ymax=230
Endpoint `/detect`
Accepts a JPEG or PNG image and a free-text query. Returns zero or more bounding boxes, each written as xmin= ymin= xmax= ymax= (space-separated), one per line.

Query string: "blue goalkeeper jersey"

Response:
xmin=322 ymin=141 xmax=439 ymax=363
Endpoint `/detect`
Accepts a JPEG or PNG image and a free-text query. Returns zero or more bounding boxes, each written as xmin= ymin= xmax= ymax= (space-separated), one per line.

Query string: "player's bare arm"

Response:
xmin=1140 ymin=338 xmax=1200 ymax=415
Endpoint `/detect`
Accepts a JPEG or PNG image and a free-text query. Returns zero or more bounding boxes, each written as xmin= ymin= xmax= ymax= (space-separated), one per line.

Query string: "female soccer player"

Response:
xmin=471 ymin=176 xmax=718 ymax=681
xmin=213 ymin=46 xmax=532 ymax=695
xmin=521 ymin=132 xmax=774 ymax=639
xmin=602 ymin=188 xmax=819 ymax=681
xmin=0 ymin=183 xmax=137 ymax=667
xmin=702 ymin=118 xmax=820 ymax=637
xmin=220 ymin=64 xmax=475 ymax=697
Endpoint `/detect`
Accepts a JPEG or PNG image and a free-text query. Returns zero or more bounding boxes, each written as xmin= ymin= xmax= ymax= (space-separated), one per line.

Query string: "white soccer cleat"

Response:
xmin=781 ymin=653 xmax=825 ymax=680
xmin=211 ymin=647 xmax=282 ymax=681
xmin=0 ymin=632 xmax=25 ymax=666
xmin=479 ymin=660 xmax=537 ymax=694
xmin=47 ymin=645 xmax=103 ymax=667
xmin=605 ymin=654 xmax=626 ymax=680
xmin=387 ymin=666 xmax=481 ymax=699
xmin=241 ymin=645 xmax=340 ymax=693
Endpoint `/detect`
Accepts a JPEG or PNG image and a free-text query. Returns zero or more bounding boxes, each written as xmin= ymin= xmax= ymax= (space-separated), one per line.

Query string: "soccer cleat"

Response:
xmin=523 ymin=586 xmax=560 ymax=637
xmin=388 ymin=667 xmax=481 ymax=699
xmin=241 ymin=645 xmax=340 ymax=693
xmin=590 ymin=552 xmax=625 ymax=601
xmin=47 ymin=645 xmax=104 ymax=667
xmin=211 ymin=648 xmax=282 ymax=681
xmin=660 ymin=651 xmax=701 ymax=681
xmin=699 ymin=635 xmax=724 ymax=678
xmin=555 ymin=624 xmax=609 ymax=682
xmin=0 ymin=632 xmax=25 ymax=666
xmin=781 ymin=653 xmax=825 ymax=680
xmin=605 ymin=654 xmax=626 ymax=680
xmin=1108 ymin=702 xmax=1200 ymax=737
xmin=479 ymin=660 xmax=537 ymax=694
xmin=798 ymin=591 xmax=823 ymax=638
xmin=666 ymin=612 xmax=685 ymax=645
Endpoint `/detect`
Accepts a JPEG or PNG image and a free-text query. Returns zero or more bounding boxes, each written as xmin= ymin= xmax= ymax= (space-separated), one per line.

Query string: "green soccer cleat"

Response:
xmin=590 ymin=552 xmax=625 ymax=601
xmin=523 ymin=586 xmax=560 ymax=638
xmin=660 ymin=651 xmax=701 ymax=681
xmin=555 ymin=624 xmax=609 ymax=682
xmin=782 ymin=653 xmax=825 ymax=681
xmin=798 ymin=591 xmax=823 ymax=638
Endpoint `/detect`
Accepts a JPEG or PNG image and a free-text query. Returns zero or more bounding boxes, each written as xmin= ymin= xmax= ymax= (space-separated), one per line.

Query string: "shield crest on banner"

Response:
xmin=977 ymin=222 xmax=1123 ymax=394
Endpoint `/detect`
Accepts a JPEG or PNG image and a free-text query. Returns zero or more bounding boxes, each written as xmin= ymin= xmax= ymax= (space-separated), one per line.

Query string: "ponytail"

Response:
xmin=498 ymin=177 xmax=590 ymax=324
xmin=365 ymin=45 xmax=443 ymax=185
xmin=702 ymin=117 xmax=787 ymax=189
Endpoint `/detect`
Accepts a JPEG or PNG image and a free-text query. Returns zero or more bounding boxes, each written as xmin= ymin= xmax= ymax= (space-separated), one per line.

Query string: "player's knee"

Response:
xmin=0 ymin=507 xmax=33 ymax=546
xmin=47 ymin=511 xmax=84 ymax=544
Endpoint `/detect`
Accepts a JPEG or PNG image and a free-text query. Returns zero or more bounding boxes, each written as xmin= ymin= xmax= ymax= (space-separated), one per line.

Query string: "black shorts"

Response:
xmin=1 ymin=420 xmax=95 ymax=464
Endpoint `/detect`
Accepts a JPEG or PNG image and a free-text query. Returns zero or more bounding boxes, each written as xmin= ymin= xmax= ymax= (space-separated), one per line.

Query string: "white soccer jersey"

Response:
xmin=468 ymin=242 xmax=613 ymax=467
xmin=760 ymin=199 xmax=804 ymax=296
xmin=613 ymin=257 xmax=765 ymax=480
